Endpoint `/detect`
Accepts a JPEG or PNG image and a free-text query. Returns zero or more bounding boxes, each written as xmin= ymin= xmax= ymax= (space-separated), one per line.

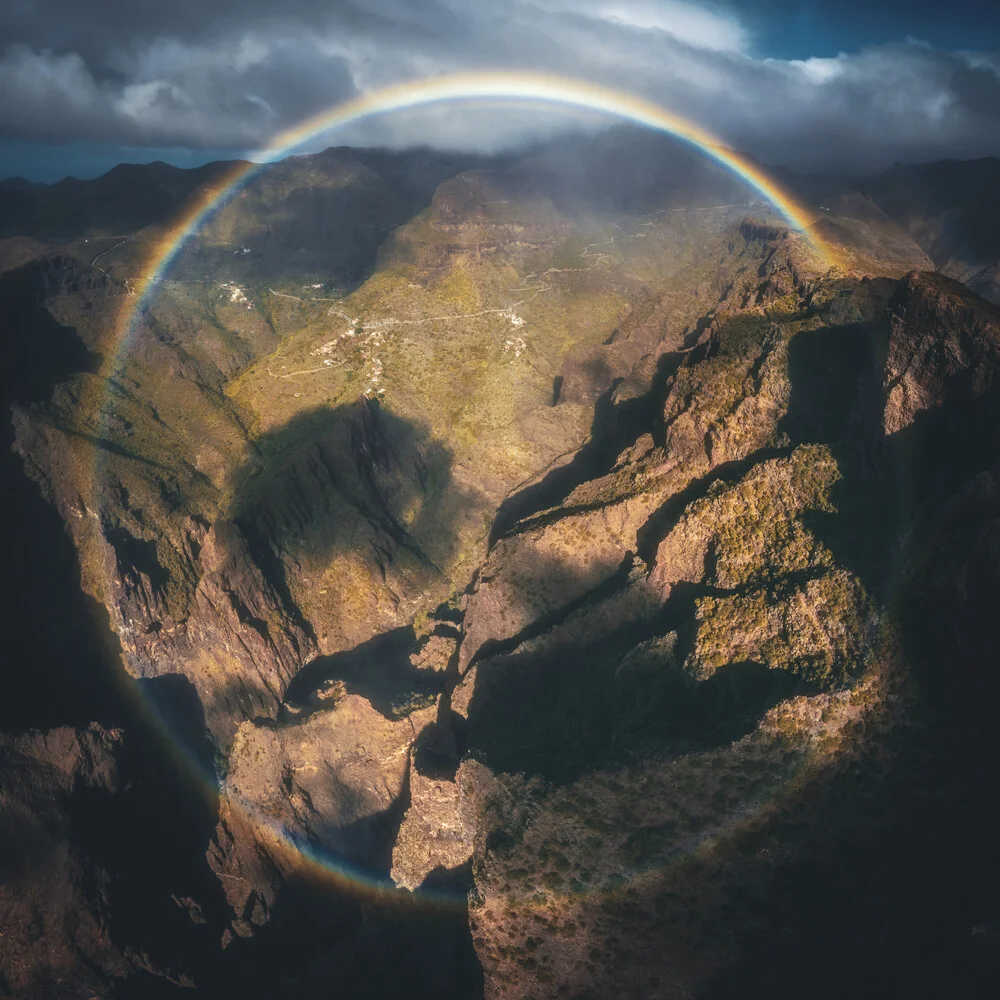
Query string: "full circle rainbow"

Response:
xmin=99 ymin=71 xmax=843 ymax=905
xmin=113 ymin=70 xmax=838 ymax=354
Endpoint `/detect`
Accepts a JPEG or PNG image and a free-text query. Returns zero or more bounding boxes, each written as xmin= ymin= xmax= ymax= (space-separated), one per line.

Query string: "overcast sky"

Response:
xmin=1 ymin=0 xmax=999 ymax=180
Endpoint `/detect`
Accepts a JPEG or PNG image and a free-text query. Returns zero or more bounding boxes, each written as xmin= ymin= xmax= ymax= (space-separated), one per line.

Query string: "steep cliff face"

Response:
xmin=880 ymin=271 xmax=1000 ymax=436
xmin=848 ymin=270 xmax=1000 ymax=584
xmin=874 ymin=273 xmax=1000 ymax=805
xmin=175 ymin=248 xmax=949 ymax=1000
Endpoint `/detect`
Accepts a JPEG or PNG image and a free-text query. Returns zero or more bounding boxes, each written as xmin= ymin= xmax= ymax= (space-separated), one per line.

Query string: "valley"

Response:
xmin=2 ymin=133 xmax=999 ymax=998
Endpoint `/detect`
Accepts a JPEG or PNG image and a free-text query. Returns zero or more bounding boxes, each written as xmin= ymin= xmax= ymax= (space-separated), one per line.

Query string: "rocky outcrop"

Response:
xmin=851 ymin=270 xmax=1000 ymax=566
xmin=180 ymin=264 xmax=999 ymax=998
xmin=207 ymin=694 xmax=438 ymax=938
xmin=459 ymin=293 xmax=795 ymax=672
xmin=436 ymin=271 xmax=1000 ymax=998
xmin=99 ymin=395 xmax=457 ymax=749
xmin=880 ymin=271 xmax=1000 ymax=436
xmin=95 ymin=515 xmax=314 ymax=749
xmin=391 ymin=763 xmax=477 ymax=891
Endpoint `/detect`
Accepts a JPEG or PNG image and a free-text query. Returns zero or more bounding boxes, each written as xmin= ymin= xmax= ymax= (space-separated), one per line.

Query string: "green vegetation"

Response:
xmin=658 ymin=445 xmax=876 ymax=686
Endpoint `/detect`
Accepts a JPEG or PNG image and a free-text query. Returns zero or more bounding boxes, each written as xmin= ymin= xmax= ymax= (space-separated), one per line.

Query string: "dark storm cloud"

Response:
xmin=1 ymin=1 xmax=999 ymax=168
xmin=0 ymin=1 xmax=460 ymax=71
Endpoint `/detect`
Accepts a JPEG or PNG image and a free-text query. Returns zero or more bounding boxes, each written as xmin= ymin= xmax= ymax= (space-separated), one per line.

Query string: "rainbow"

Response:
xmin=95 ymin=72 xmax=842 ymax=903
xmin=113 ymin=70 xmax=837 ymax=355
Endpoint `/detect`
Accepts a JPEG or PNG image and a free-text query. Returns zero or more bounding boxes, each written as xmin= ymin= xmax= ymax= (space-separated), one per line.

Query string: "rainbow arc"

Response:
xmin=94 ymin=72 xmax=840 ymax=898
xmin=113 ymin=70 xmax=838 ymax=357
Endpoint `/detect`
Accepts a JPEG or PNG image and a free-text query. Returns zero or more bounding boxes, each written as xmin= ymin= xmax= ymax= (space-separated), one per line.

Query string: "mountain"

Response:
xmin=0 ymin=176 xmax=42 ymax=191
xmin=859 ymin=157 xmax=1000 ymax=303
xmin=0 ymin=160 xmax=243 ymax=239
xmin=2 ymin=134 xmax=999 ymax=998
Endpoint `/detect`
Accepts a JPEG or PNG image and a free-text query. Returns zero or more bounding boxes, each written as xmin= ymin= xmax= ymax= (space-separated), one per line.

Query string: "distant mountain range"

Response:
xmin=4 ymin=137 xmax=998 ymax=301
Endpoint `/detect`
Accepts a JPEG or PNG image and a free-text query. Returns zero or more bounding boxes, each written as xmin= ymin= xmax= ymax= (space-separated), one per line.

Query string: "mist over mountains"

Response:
xmin=5 ymin=128 xmax=999 ymax=302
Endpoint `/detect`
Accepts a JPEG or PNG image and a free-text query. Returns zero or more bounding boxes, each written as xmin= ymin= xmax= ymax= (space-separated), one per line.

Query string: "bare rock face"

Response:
xmin=881 ymin=278 xmax=1000 ymax=726
xmin=390 ymin=764 xmax=475 ymax=891
xmin=10 ymin=182 xmax=809 ymax=774
xmin=880 ymin=271 xmax=1000 ymax=436
xmin=853 ymin=270 xmax=1000 ymax=566
xmin=208 ymin=695 xmax=438 ymax=936
xmin=226 ymin=695 xmax=436 ymax=862
xmin=0 ymin=725 xmax=128 ymax=997
xmin=443 ymin=271 xmax=999 ymax=997
xmin=100 ymin=515 xmax=315 ymax=750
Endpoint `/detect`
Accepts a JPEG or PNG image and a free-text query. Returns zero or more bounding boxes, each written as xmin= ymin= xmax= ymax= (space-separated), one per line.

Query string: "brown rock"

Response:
xmin=208 ymin=696 xmax=439 ymax=933
xmin=0 ymin=725 xmax=128 ymax=997
xmin=880 ymin=272 xmax=1000 ymax=436
xmin=391 ymin=765 xmax=474 ymax=891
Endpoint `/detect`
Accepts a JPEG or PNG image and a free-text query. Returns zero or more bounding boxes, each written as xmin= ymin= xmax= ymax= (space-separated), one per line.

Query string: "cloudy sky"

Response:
xmin=1 ymin=0 xmax=998 ymax=180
